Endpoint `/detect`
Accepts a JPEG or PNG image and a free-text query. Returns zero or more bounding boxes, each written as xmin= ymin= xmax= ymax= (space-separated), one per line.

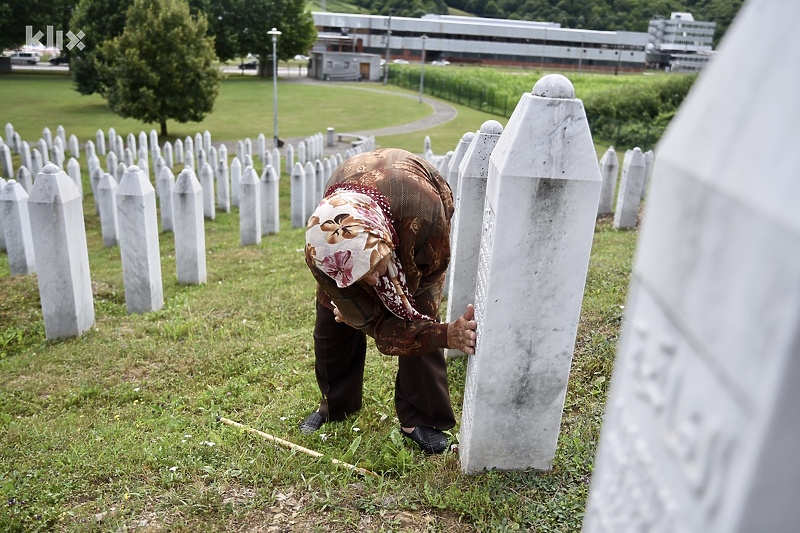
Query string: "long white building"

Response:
xmin=312 ymin=12 xmax=650 ymax=73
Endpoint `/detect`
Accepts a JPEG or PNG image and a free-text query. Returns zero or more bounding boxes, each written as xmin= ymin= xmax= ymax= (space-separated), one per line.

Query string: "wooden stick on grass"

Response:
xmin=217 ymin=416 xmax=380 ymax=478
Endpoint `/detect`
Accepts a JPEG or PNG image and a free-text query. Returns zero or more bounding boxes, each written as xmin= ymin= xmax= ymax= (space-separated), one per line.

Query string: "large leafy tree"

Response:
xmin=70 ymin=0 xmax=134 ymax=95
xmin=237 ymin=0 xmax=317 ymax=77
xmin=98 ymin=0 xmax=221 ymax=136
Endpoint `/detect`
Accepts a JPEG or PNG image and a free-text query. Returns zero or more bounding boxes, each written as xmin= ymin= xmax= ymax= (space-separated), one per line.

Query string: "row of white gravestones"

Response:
xmin=597 ymin=145 xmax=655 ymax=228
xmin=444 ymin=120 xmax=504 ymax=357
xmin=289 ymin=154 xmax=342 ymax=229
xmin=583 ymin=0 xmax=800 ymax=530
xmin=459 ymin=74 xmax=601 ymax=474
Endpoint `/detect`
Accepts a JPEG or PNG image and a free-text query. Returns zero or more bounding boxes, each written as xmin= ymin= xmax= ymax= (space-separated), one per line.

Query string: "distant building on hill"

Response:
xmin=646 ymin=12 xmax=716 ymax=72
xmin=311 ymin=12 xmax=649 ymax=74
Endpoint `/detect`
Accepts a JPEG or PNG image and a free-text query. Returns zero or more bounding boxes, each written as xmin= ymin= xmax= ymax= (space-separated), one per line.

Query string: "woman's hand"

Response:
xmin=447 ymin=304 xmax=478 ymax=355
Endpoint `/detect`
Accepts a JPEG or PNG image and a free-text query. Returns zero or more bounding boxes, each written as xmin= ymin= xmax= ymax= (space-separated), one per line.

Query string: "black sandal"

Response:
xmin=299 ymin=411 xmax=325 ymax=434
xmin=401 ymin=426 xmax=448 ymax=454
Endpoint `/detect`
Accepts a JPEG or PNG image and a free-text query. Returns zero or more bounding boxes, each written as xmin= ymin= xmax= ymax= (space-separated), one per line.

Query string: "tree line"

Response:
xmin=350 ymin=0 xmax=744 ymax=46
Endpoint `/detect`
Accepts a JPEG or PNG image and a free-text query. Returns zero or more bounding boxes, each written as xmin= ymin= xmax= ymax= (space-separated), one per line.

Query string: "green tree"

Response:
xmin=70 ymin=0 xmax=134 ymax=95
xmin=98 ymin=0 xmax=221 ymax=136
xmin=237 ymin=0 xmax=317 ymax=77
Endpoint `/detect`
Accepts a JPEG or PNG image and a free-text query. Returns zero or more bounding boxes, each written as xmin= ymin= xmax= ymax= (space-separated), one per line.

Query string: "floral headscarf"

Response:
xmin=306 ymin=184 xmax=433 ymax=322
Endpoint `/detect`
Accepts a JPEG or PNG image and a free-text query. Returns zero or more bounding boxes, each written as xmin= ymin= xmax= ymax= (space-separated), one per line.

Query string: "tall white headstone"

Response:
xmin=260 ymin=164 xmax=279 ymax=235
xmin=163 ymin=141 xmax=173 ymax=168
xmin=217 ymin=158 xmax=230 ymax=213
xmin=16 ymin=166 xmax=32 ymax=194
xmin=68 ymin=135 xmax=80 ymax=159
xmin=304 ymin=161 xmax=316 ymax=219
xmin=239 ymin=166 xmax=261 ymax=245
xmin=460 ymin=75 xmax=601 ymax=474
xmin=172 ymin=168 xmax=207 ymax=285
xmin=28 ymin=164 xmax=95 ymax=339
xmin=584 ymin=2 xmax=800 ymax=531
xmin=230 ymin=156 xmax=242 ymax=208
xmin=67 ymin=157 xmax=83 ymax=197
xmin=156 ymin=166 xmax=175 ymax=233
xmin=641 ymin=148 xmax=655 ymax=200
xmin=116 ymin=165 xmax=163 ymax=314
xmin=20 ymin=142 xmax=32 ymax=174
xmin=203 ymin=130 xmax=211 ymax=156
xmin=447 ymin=132 xmax=475 ymax=202
xmin=597 ymin=147 xmax=619 ymax=216
xmin=97 ymin=173 xmax=119 ymax=247
xmin=271 ymin=147 xmax=281 ymax=177
xmin=95 ymin=129 xmax=106 ymax=155
xmin=108 ymin=127 xmax=117 ymax=155
xmin=286 ymin=144 xmax=295 ymax=172
xmin=612 ymin=147 xmax=646 ymax=230
xmin=0 ymin=180 xmax=36 ymax=275
xmin=445 ymin=120 xmax=503 ymax=357
xmin=174 ymin=138 xmax=184 ymax=165
xmin=0 ymin=144 xmax=13 ymax=178
xmin=199 ymin=162 xmax=215 ymax=220
xmin=290 ymin=162 xmax=306 ymax=229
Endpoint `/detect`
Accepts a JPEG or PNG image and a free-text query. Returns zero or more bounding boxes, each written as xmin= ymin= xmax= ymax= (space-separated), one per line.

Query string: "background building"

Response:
xmin=312 ymin=12 xmax=649 ymax=74
xmin=646 ymin=12 xmax=716 ymax=72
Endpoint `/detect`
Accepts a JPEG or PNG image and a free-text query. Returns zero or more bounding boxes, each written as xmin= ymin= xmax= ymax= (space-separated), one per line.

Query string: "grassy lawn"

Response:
xmin=0 ymin=72 xmax=636 ymax=531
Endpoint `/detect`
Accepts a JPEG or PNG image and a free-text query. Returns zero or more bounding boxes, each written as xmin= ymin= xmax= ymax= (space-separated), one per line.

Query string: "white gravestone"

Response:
xmin=315 ymin=160 xmax=325 ymax=206
xmin=447 ymin=132 xmax=475 ymax=202
xmin=612 ymin=147 xmax=646 ymax=230
xmin=304 ymin=161 xmax=316 ymax=219
xmin=42 ymin=128 xmax=53 ymax=151
xmin=195 ymin=133 xmax=203 ymax=166
xmin=115 ymin=162 xmax=127 ymax=182
xmin=244 ymin=137 xmax=252 ymax=159
xmin=96 ymin=130 xmax=106 ymax=155
xmin=297 ymin=140 xmax=306 ymax=165
xmin=154 ymin=156 xmax=165 ymax=192
xmin=172 ymin=168 xmax=207 ymax=285
xmin=107 ymin=127 xmax=116 ymax=155
xmin=174 ymin=139 xmax=184 ymax=165
xmin=184 ymin=148 xmax=194 ymax=170
xmin=217 ymin=158 xmax=231 ymax=213
xmin=85 ymin=139 xmax=95 ymax=161
xmin=68 ymin=135 xmax=80 ymax=159
xmin=87 ymin=154 xmax=100 ymax=185
xmin=106 ymin=151 xmax=118 ymax=175
xmin=5 ymin=123 xmax=13 ymax=146
xmin=97 ymin=173 xmax=119 ymax=247
xmin=21 ymin=142 xmax=32 ymax=174
xmin=260 ymin=165 xmax=279 ymax=235
xmin=286 ymin=144 xmax=294 ymax=172
xmin=150 ymin=129 xmax=159 ymax=153
xmin=52 ymin=145 xmax=65 ymax=170
xmin=239 ymin=166 xmax=261 ymax=245
xmin=67 ymin=157 xmax=83 ymax=197
xmin=156 ymin=167 xmax=175 ymax=233
xmin=641 ymin=149 xmax=654 ymax=200
xmin=37 ymin=139 xmax=49 ymax=165
xmin=28 ymin=164 xmax=95 ymax=339
xmin=0 ymin=177 xmax=5 ymax=250
xmin=218 ymin=144 xmax=228 ymax=167
xmin=16 ymin=167 xmax=33 ymax=194
xmin=257 ymin=133 xmax=266 ymax=164
xmin=230 ymin=157 xmax=242 ymax=208
xmin=0 ymin=180 xmax=36 ymax=275
xmin=290 ymin=162 xmax=306 ymax=229
xmin=199 ymin=162 xmax=215 ymax=220
xmin=91 ymin=167 xmax=104 ymax=215
xmin=56 ymin=126 xmax=66 ymax=148
xmin=271 ymin=147 xmax=281 ymax=177
xmin=460 ymin=75 xmax=601 ymax=473
xmin=31 ymin=149 xmax=43 ymax=177
xmin=116 ymin=165 xmax=163 ymax=314
xmin=323 ymin=158 xmax=332 ymax=185
xmin=203 ymin=130 xmax=211 ymax=156
xmin=236 ymin=140 xmax=245 ymax=164
xmin=597 ymin=147 xmax=619 ymax=216
xmin=124 ymin=148 xmax=134 ymax=168
xmin=445 ymin=120 xmax=503 ymax=357
xmin=138 ymin=131 xmax=147 ymax=156
xmin=197 ymin=147 xmax=206 ymax=171
xmin=126 ymin=133 xmax=136 ymax=155
xmin=115 ymin=137 xmax=124 ymax=159
xmin=584 ymin=1 xmax=800 ymax=531
xmin=263 ymin=150 xmax=272 ymax=173
xmin=163 ymin=141 xmax=173 ymax=168
xmin=0 ymin=144 xmax=13 ymax=178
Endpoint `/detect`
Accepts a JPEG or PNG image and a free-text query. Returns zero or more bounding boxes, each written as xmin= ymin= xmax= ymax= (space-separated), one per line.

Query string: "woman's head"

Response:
xmin=305 ymin=189 xmax=394 ymax=288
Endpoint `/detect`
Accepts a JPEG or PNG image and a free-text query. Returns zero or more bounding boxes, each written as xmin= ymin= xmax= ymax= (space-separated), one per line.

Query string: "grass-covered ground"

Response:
xmin=0 ymin=72 xmax=637 ymax=531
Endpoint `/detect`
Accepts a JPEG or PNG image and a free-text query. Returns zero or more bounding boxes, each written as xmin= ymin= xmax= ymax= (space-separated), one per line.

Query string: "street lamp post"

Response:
xmin=419 ymin=35 xmax=427 ymax=103
xmin=268 ymin=27 xmax=282 ymax=148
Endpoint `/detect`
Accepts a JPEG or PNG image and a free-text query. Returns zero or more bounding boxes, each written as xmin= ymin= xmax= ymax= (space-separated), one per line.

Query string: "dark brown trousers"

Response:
xmin=312 ymin=301 xmax=456 ymax=430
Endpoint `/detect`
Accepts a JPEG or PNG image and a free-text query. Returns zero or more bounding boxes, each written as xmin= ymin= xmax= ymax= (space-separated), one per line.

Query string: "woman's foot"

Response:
xmin=401 ymin=426 xmax=448 ymax=454
xmin=299 ymin=411 xmax=325 ymax=434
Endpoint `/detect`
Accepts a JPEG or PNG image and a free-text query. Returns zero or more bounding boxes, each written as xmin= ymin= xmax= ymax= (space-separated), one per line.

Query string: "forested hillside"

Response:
xmin=347 ymin=0 xmax=744 ymax=46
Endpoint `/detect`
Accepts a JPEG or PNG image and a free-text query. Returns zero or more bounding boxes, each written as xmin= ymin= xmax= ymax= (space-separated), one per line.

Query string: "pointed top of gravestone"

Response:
xmin=118 ymin=165 xmax=154 ymax=195
xmin=460 ymin=131 xmax=476 ymax=143
xmin=532 ymin=74 xmax=575 ymax=99
xmin=480 ymin=120 xmax=504 ymax=135
xmin=241 ymin=166 xmax=259 ymax=184
xmin=0 ymin=180 xmax=28 ymax=202
xmin=29 ymin=164 xmax=80 ymax=203
xmin=175 ymin=168 xmax=202 ymax=194
xmin=230 ymin=157 xmax=241 ymax=171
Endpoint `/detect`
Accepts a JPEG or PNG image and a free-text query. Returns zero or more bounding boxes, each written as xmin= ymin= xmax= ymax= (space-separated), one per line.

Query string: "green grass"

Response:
xmin=0 ymin=72 xmax=638 ymax=532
